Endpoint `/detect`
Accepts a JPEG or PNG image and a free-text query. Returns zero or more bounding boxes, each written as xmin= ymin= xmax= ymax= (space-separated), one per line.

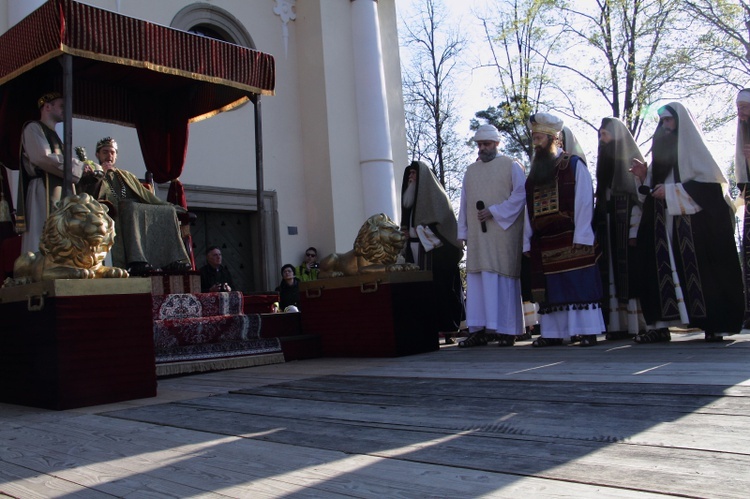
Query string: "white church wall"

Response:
xmin=0 ymin=0 xmax=408 ymax=272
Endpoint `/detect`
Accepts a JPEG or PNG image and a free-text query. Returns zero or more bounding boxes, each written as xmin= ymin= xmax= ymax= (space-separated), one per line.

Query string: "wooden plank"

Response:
xmin=0 ymin=422 xmax=303 ymax=498
xmin=117 ymin=393 xmax=750 ymax=457
xmin=229 ymin=375 xmax=750 ymax=411
xmin=106 ymin=378 xmax=750 ymax=498
xmin=108 ymin=402 xmax=750 ymax=498
xmin=0 ymin=460 xmax=103 ymax=499
xmin=194 ymin=382 xmax=750 ymax=442
xmin=351 ymin=356 xmax=750 ymax=385
xmin=3 ymin=337 xmax=750 ymax=498
xmin=0 ymin=441 xmax=225 ymax=498
xmin=2 ymin=414 xmax=666 ymax=498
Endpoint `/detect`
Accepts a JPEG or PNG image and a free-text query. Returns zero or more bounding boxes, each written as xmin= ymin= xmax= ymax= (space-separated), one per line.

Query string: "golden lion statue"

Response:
xmin=12 ymin=193 xmax=129 ymax=282
xmin=317 ymin=213 xmax=419 ymax=278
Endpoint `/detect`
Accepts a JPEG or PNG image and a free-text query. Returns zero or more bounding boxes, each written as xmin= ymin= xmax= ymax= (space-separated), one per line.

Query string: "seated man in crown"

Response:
xmin=78 ymin=137 xmax=191 ymax=275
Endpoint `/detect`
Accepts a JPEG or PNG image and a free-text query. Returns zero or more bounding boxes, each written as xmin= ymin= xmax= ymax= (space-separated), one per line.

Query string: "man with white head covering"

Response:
xmin=631 ymin=102 xmax=743 ymax=342
xmin=524 ymin=112 xmax=605 ymax=347
xmin=594 ymin=117 xmax=646 ymax=340
xmin=457 ymin=124 xmax=527 ymax=347
xmin=735 ymin=88 xmax=750 ymax=328
xmin=400 ymin=161 xmax=465 ymax=344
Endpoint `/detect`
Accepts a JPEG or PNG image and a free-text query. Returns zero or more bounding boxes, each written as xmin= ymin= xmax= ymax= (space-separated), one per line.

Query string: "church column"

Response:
xmin=350 ymin=0 xmax=398 ymax=220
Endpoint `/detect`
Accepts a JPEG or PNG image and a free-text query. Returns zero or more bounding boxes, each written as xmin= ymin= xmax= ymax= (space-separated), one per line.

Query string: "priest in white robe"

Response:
xmin=457 ymin=124 xmax=527 ymax=347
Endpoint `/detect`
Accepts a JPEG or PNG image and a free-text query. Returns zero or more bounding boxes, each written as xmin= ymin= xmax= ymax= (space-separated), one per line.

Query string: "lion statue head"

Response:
xmin=353 ymin=213 xmax=406 ymax=264
xmin=318 ymin=213 xmax=418 ymax=278
xmin=41 ymin=193 xmax=116 ymax=268
xmin=11 ymin=193 xmax=128 ymax=283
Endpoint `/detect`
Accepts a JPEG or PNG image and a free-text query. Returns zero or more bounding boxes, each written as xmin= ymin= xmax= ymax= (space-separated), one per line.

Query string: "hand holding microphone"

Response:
xmin=638 ymin=183 xmax=665 ymax=199
xmin=476 ymin=200 xmax=487 ymax=233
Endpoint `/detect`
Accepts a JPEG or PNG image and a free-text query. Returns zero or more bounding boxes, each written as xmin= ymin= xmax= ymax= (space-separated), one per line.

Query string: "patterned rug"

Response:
xmin=152 ymin=293 xmax=283 ymax=376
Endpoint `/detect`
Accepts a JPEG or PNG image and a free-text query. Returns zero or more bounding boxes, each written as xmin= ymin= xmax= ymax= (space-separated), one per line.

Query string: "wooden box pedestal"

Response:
xmin=0 ymin=279 xmax=156 ymax=410
xmin=149 ymin=271 xmax=200 ymax=295
xmin=300 ymin=272 xmax=438 ymax=357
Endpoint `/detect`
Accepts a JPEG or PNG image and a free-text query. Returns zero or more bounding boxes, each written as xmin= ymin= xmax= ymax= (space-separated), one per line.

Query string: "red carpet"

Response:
xmin=152 ymin=292 xmax=283 ymax=375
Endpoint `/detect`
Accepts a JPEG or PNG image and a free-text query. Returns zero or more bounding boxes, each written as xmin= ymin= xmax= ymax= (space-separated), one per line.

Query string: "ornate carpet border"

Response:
xmin=155 ymin=352 xmax=285 ymax=377
xmin=155 ymin=338 xmax=281 ymax=364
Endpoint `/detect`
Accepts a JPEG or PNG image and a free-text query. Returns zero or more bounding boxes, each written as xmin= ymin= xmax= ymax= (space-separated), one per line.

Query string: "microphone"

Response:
xmin=476 ymin=200 xmax=487 ymax=233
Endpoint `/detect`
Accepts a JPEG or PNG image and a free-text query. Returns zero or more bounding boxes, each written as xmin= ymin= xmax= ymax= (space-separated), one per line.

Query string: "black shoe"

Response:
xmin=531 ymin=337 xmax=563 ymax=347
xmin=634 ymin=328 xmax=671 ymax=344
xmin=605 ymin=330 xmax=634 ymax=340
xmin=163 ymin=260 xmax=193 ymax=272
xmin=705 ymin=332 xmax=727 ymax=343
xmin=458 ymin=330 xmax=488 ymax=348
xmin=496 ymin=334 xmax=516 ymax=347
xmin=127 ymin=261 xmax=153 ymax=276
xmin=579 ymin=334 xmax=598 ymax=347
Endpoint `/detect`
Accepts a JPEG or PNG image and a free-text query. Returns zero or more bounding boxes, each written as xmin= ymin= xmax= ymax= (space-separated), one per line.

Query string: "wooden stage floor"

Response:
xmin=2 ymin=331 xmax=750 ymax=498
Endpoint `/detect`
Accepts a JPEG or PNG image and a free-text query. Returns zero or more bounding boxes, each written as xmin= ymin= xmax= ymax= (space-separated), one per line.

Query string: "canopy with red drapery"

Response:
xmin=0 ymin=0 xmax=275 ymax=273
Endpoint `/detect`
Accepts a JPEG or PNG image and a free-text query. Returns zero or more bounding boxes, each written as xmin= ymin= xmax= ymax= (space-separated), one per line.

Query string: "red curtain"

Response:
xmin=134 ymin=95 xmax=195 ymax=268
xmin=134 ymin=96 xmax=188 ymax=190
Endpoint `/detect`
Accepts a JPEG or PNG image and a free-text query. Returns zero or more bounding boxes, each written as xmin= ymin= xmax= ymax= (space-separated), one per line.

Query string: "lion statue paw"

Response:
xmin=12 ymin=193 xmax=129 ymax=283
xmin=318 ymin=213 xmax=412 ymax=278
xmin=386 ymin=262 xmax=420 ymax=272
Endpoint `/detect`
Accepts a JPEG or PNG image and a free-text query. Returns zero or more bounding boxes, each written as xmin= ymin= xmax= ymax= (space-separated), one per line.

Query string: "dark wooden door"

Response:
xmin=190 ymin=209 xmax=255 ymax=293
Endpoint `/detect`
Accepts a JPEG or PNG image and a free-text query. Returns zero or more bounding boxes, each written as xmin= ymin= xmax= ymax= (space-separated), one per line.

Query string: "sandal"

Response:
xmin=496 ymin=334 xmax=516 ymax=347
xmin=605 ymin=331 xmax=634 ymax=340
xmin=634 ymin=328 xmax=671 ymax=344
xmin=704 ymin=332 xmax=726 ymax=343
xmin=458 ymin=330 xmax=488 ymax=348
xmin=569 ymin=334 xmax=582 ymax=344
xmin=531 ymin=337 xmax=563 ymax=347
xmin=579 ymin=334 xmax=598 ymax=347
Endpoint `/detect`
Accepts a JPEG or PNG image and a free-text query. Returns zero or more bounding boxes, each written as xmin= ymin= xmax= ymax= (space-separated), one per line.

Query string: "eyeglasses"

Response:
xmin=306 ymin=253 xmax=317 ymax=258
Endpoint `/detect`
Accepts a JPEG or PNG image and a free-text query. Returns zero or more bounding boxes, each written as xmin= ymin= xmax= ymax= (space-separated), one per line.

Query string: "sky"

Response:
xmin=396 ymin=0 xmax=738 ymax=177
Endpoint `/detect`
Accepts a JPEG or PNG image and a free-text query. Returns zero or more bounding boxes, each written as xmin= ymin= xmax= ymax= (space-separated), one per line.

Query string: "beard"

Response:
xmin=528 ymin=141 xmax=558 ymax=185
xmin=402 ymin=181 xmax=417 ymax=209
xmin=478 ymin=145 xmax=498 ymax=163
xmin=651 ymin=126 xmax=678 ymax=185
xmin=596 ymin=140 xmax=616 ymax=191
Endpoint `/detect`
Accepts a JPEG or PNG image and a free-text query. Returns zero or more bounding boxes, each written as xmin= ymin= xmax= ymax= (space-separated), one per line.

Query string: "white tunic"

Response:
xmin=458 ymin=155 xmax=526 ymax=334
xmin=19 ymin=122 xmax=83 ymax=253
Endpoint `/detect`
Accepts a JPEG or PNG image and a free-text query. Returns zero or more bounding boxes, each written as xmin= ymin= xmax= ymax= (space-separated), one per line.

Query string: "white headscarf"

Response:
xmin=735 ymin=89 xmax=750 ymax=184
xmin=561 ymin=126 xmax=587 ymax=164
xmin=657 ymin=102 xmax=727 ymax=186
xmin=599 ymin=117 xmax=642 ymax=197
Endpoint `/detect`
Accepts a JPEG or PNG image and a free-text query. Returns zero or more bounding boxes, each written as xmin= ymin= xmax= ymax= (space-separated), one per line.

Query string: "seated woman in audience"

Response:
xmin=276 ymin=264 xmax=300 ymax=311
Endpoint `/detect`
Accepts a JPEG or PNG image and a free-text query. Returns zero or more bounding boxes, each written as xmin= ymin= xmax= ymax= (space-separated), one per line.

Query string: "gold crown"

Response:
xmin=37 ymin=92 xmax=62 ymax=109
xmin=96 ymin=136 xmax=118 ymax=152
